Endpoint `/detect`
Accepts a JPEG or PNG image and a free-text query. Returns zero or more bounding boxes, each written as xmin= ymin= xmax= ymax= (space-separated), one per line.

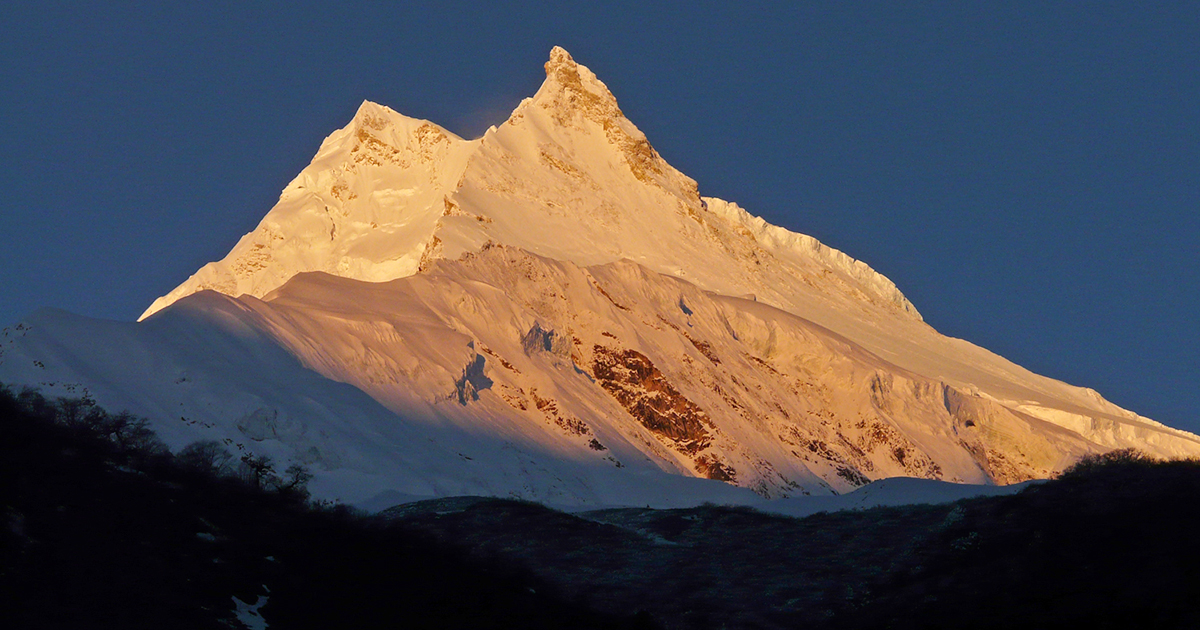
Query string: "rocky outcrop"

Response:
xmin=591 ymin=345 xmax=713 ymax=455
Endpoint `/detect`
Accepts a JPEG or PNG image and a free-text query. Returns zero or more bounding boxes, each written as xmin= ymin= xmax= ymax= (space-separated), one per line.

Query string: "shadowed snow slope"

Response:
xmin=3 ymin=47 xmax=1197 ymax=508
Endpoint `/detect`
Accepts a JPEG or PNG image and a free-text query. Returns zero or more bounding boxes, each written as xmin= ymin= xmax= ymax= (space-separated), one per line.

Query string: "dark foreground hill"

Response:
xmin=388 ymin=448 xmax=1200 ymax=629
xmin=0 ymin=385 xmax=654 ymax=630
xmin=4 ymin=385 xmax=1200 ymax=629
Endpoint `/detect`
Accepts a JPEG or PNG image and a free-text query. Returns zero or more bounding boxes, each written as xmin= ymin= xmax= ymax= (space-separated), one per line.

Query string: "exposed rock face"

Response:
xmin=591 ymin=345 xmax=713 ymax=456
xmin=522 ymin=323 xmax=571 ymax=358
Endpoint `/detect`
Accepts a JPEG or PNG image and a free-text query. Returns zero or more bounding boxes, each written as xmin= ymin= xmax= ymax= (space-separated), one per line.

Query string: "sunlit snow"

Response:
xmin=3 ymin=47 xmax=1197 ymax=511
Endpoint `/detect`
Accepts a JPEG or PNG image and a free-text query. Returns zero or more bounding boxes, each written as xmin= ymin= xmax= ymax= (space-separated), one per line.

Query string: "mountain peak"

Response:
xmin=535 ymin=46 xmax=623 ymax=123
xmin=545 ymin=45 xmax=575 ymax=71
xmin=139 ymin=47 xmax=925 ymax=326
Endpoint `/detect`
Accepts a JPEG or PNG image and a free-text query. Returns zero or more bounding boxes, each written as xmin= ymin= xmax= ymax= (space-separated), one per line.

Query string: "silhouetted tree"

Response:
xmin=280 ymin=463 xmax=314 ymax=500
xmin=177 ymin=440 xmax=234 ymax=475
xmin=15 ymin=386 xmax=51 ymax=419
xmin=53 ymin=396 xmax=100 ymax=427
xmin=1062 ymin=448 xmax=1153 ymax=477
xmin=240 ymin=453 xmax=278 ymax=490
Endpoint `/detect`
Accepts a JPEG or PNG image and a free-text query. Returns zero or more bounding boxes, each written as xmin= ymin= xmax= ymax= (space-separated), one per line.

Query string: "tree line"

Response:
xmin=2 ymin=384 xmax=314 ymax=500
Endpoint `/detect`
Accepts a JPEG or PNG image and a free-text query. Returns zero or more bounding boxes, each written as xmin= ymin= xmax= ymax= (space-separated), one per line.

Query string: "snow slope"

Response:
xmin=5 ymin=245 xmax=1198 ymax=506
xmin=4 ymin=47 xmax=1198 ymax=508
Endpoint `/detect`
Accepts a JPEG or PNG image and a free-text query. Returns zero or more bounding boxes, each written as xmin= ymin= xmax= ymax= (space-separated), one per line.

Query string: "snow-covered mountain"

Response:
xmin=4 ymin=47 xmax=1198 ymax=508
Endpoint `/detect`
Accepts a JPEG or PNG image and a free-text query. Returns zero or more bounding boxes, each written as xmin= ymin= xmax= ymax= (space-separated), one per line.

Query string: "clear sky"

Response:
xmin=3 ymin=3 xmax=1197 ymax=431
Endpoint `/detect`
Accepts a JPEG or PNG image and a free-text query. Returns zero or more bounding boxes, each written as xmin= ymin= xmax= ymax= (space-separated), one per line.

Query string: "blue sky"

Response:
xmin=3 ymin=3 xmax=1197 ymax=431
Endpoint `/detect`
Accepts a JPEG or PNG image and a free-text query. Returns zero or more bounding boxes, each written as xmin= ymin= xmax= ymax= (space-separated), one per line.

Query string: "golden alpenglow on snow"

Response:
xmin=5 ymin=48 xmax=1198 ymax=510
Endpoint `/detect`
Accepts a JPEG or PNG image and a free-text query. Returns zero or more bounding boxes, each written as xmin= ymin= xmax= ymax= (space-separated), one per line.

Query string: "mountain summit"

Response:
xmin=138 ymin=47 xmax=915 ymax=324
xmin=5 ymin=48 xmax=1198 ymax=508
